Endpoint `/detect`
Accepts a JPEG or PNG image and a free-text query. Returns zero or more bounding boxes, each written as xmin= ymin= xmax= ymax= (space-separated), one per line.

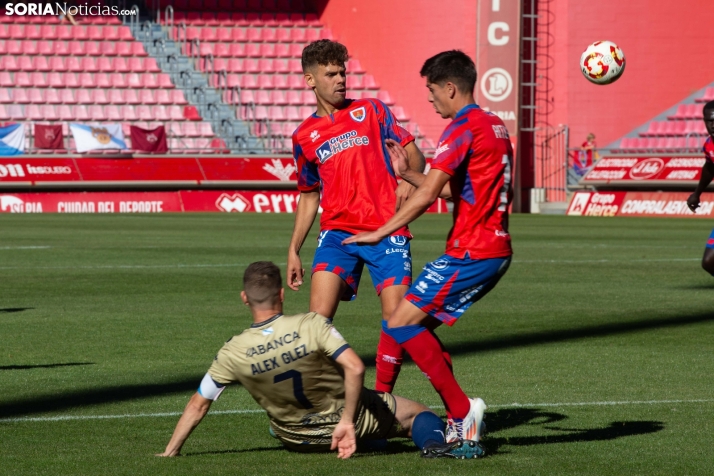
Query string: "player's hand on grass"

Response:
xmin=395 ymin=180 xmax=416 ymax=212
xmin=687 ymin=192 xmax=701 ymax=212
xmin=385 ymin=139 xmax=410 ymax=178
xmin=331 ymin=422 xmax=357 ymax=459
xmin=287 ymin=252 xmax=305 ymax=291
xmin=342 ymin=231 xmax=385 ymax=245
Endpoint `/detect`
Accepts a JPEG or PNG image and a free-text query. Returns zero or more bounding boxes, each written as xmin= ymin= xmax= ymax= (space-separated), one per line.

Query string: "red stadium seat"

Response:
xmin=273 ymin=58 xmax=290 ymax=74
xmin=273 ymin=43 xmax=290 ymax=58
xmin=167 ymin=105 xmax=183 ymax=121
xmin=240 ymin=89 xmax=255 ymax=104
xmin=4 ymin=40 xmax=22 ymax=55
xmin=201 ymin=28 xmax=217 ymax=42
xmin=42 ymin=105 xmax=59 ymax=121
xmin=243 ymin=58 xmax=260 ymax=73
xmin=158 ymin=74 xmax=174 ymax=89
xmin=88 ymin=105 xmax=106 ymax=121
xmin=143 ymin=74 xmax=160 ymax=89
xmin=135 ymin=105 xmax=151 ymax=120
xmin=79 ymin=56 xmax=97 ymax=73
xmin=273 ymin=75 xmax=288 ymax=90
xmin=290 ymin=13 xmax=307 ymax=27
xmin=0 ymin=72 xmax=11 ymax=87
xmin=108 ymin=89 xmax=125 ymax=104
xmin=184 ymin=105 xmax=202 ymax=120
xmin=105 ymin=105 xmax=122 ymax=121
xmin=286 ymin=90 xmax=302 ymax=106
xmin=9 ymin=24 xmax=25 ymax=39
xmin=100 ymin=42 xmax=117 ymax=56
xmin=124 ymin=89 xmax=140 ymax=105
xmin=0 ymin=88 xmax=11 ymax=103
xmin=30 ymin=89 xmax=46 ymax=104
xmin=131 ymin=42 xmax=147 ymax=57
xmin=117 ymin=26 xmax=133 ymax=41
xmin=299 ymin=105 xmax=314 ymax=118
xmin=127 ymin=57 xmax=145 ymax=73
xmin=31 ymin=71 xmax=49 ymax=87
xmin=225 ymin=58 xmax=244 ymax=72
xmin=2 ymin=56 xmax=18 ymax=71
xmin=199 ymin=122 xmax=214 ymax=136
xmin=52 ymin=41 xmax=69 ymax=55
xmin=152 ymin=105 xmax=169 ymax=121
xmin=377 ymin=91 xmax=395 ymax=105
xmin=19 ymin=56 xmax=35 ymax=71
xmin=242 ymin=74 xmax=258 ymax=89
xmin=40 ymin=24 xmax=57 ymax=40
xmin=55 ymin=104 xmax=71 ymax=121
xmin=32 ymin=56 xmax=51 ymax=72
xmin=216 ymin=27 xmax=232 ymax=42
xmin=68 ymin=40 xmax=85 ymax=55
xmin=363 ymin=75 xmax=379 ymax=89
xmin=75 ymin=89 xmax=92 ymax=104
xmin=259 ymin=58 xmax=276 ymax=73
xmin=287 ymin=74 xmax=304 ymax=89
xmin=109 ymin=73 xmax=125 ymax=88
xmin=140 ymin=90 xmax=157 ymax=105
xmin=284 ymin=106 xmax=301 ymax=121
xmin=255 ymin=90 xmax=272 ymax=105
xmin=262 ymin=28 xmax=278 ymax=42
xmin=12 ymin=88 xmax=30 ymax=104
xmin=697 ymin=87 xmax=714 ymax=103
xmin=60 ymin=89 xmax=76 ymax=104
xmin=45 ymin=88 xmax=61 ymax=104
xmin=305 ymin=28 xmax=320 ymax=43
xmin=642 ymin=121 xmax=663 ymax=136
xmin=258 ymin=74 xmax=275 ymax=89
xmin=171 ymin=90 xmax=188 ymax=104
xmin=87 ymin=25 xmax=103 ymax=40
xmin=65 ymin=56 xmax=82 ymax=72
xmin=95 ymin=73 xmax=114 ymax=89
xmin=123 ymin=105 xmax=138 ymax=121
xmin=276 ymin=28 xmax=291 ymax=43
xmin=155 ymin=89 xmax=171 ymax=105
xmin=124 ymin=73 xmax=140 ymax=88
xmin=6 ymin=104 xmax=24 ymax=120
xmin=116 ymin=42 xmax=132 ymax=56
xmin=247 ymin=42 xmax=264 ymax=58
xmin=92 ymin=89 xmax=109 ymax=105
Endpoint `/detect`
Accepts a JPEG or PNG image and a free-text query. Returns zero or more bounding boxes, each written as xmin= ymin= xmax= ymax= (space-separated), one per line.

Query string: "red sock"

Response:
xmin=432 ymin=332 xmax=454 ymax=419
xmin=400 ymin=330 xmax=470 ymax=419
xmin=375 ymin=330 xmax=404 ymax=393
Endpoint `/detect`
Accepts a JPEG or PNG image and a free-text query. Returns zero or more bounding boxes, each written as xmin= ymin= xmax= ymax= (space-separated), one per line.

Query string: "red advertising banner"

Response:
xmin=0 ymin=191 xmax=448 ymax=214
xmin=581 ymin=157 xmax=706 ymax=186
xmin=476 ymin=0 xmax=521 ymax=135
xmin=0 ymin=157 xmax=298 ymax=186
xmin=567 ymin=191 xmax=714 ymax=218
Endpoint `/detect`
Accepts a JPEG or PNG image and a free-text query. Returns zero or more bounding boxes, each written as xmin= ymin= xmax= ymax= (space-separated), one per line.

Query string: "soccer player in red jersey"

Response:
xmin=288 ymin=40 xmax=426 ymax=391
xmin=686 ymin=100 xmax=714 ymax=275
xmin=345 ymin=50 xmax=513 ymax=443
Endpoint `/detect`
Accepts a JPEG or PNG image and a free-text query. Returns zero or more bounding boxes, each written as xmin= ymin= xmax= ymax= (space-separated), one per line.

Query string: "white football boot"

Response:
xmin=446 ymin=397 xmax=487 ymax=443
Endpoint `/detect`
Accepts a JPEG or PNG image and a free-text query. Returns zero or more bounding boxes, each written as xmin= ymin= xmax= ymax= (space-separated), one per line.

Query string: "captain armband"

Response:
xmin=197 ymin=373 xmax=226 ymax=401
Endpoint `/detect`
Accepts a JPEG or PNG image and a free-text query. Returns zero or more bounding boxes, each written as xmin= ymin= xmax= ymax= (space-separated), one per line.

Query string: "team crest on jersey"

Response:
xmin=349 ymin=107 xmax=366 ymax=123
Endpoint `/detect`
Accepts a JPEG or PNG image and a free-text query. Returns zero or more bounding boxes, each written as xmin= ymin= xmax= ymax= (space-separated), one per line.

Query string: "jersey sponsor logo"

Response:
xmin=349 ymin=106 xmax=366 ymax=123
xmin=430 ymin=259 xmax=450 ymax=270
xmin=433 ymin=142 xmax=449 ymax=161
xmin=316 ymin=130 xmax=370 ymax=164
xmin=246 ymin=331 xmax=300 ymax=358
xmin=388 ymin=235 xmax=408 ymax=246
xmin=310 ymin=130 xmax=320 ymax=142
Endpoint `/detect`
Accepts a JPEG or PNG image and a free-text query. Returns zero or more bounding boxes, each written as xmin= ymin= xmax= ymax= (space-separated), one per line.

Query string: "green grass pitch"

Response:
xmin=1 ymin=213 xmax=713 ymax=475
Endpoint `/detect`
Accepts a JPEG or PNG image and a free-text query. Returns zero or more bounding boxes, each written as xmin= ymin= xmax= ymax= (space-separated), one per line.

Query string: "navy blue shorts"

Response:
xmin=405 ymin=254 xmax=511 ymax=326
xmin=312 ymin=230 xmax=412 ymax=301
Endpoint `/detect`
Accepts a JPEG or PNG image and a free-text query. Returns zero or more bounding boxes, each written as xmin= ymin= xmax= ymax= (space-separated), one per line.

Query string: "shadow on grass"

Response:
xmin=366 ymin=310 xmax=714 ymax=366
xmin=482 ymin=408 xmax=664 ymax=456
xmin=1 ymin=311 xmax=712 ymax=418
xmin=671 ymin=283 xmax=714 ymax=290
xmin=184 ymin=440 xmax=417 ymax=458
xmin=0 ymin=362 xmax=94 ymax=371
xmin=0 ymin=308 xmax=33 ymax=313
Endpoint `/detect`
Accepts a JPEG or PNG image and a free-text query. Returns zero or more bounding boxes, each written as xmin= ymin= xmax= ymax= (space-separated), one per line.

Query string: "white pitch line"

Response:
xmin=0 ymin=246 xmax=51 ymax=250
xmin=2 ymin=399 xmax=712 ymax=424
xmin=0 ymin=263 xmax=286 ymax=270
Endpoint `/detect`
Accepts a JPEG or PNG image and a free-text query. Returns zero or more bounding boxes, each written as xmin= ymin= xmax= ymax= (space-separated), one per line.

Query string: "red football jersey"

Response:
xmin=293 ymin=98 xmax=414 ymax=235
xmin=430 ymin=104 xmax=513 ymax=259
xmin=703 ymin=136 xmax=714 ymax=163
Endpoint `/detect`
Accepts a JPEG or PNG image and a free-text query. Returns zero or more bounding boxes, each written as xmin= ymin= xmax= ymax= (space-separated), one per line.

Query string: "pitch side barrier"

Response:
xmin=567 ymin=153 xmax=713 ymax=218
xmin=0 ymin=155 xmax=448 ymax=214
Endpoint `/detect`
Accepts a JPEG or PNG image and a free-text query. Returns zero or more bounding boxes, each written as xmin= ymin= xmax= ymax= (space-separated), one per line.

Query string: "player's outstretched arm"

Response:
xmin=394 ymin=142 xmax=427 ymax=211
xmin=156 ymin=392 xmax=213 ymax=457
xmin=387 ymin=139 xmax=452 ymax=200
xmin=331 ymin=347 xmax=365 ymax=459
xmin=343 ymin=168 xmax=451 ymax=245
xmin=687 ymin=161 xmax=714 ymax=211
xmin=287 ymin=190 xmax=320 ymax=291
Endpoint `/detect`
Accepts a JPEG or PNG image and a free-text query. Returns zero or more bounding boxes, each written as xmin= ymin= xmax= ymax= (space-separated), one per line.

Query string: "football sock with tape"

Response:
xmin=411 ymin=411 xmax=446 ymax=450
xmin=375 ymin=323 xmax=404 ymax=393
xmin=391 ymin=327 xmax=470 ymax=419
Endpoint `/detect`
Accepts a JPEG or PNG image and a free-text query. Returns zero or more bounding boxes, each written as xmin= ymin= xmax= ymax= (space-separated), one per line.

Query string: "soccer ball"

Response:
xmin=580 ymin=41 xmax=626 ymax=85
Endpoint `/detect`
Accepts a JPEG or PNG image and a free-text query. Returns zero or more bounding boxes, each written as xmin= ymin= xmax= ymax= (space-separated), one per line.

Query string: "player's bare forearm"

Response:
xmin=335 ymin=348 xmax=365 ymax=425
xmin=344 ymin=170 xmax=450 ymax=244
xmin=157 ymin=393 xmax=212 ymax=457
xmin=688 ymin=162 xmax=714 ymax=211
xmin=289 ymin=190 xmax=320 ymax=255
xmin=405 ymin=141 xmax=426 ymax=173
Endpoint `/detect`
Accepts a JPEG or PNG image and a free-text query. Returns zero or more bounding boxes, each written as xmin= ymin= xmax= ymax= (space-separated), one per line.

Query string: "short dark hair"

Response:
xmin=420 ymin=50 xmax=477 ymax=95
xmin=704 ymin=100 xmax=714 ymax=115
xmin=301 ymin=39 xmax=349 ymax=72
xmin=243 ymin=261 xmax=282 ymax=306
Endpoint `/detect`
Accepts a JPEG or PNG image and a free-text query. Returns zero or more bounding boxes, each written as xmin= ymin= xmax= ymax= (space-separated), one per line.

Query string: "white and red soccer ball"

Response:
xmin=580 ymin=41 xmax=626 ymax=85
